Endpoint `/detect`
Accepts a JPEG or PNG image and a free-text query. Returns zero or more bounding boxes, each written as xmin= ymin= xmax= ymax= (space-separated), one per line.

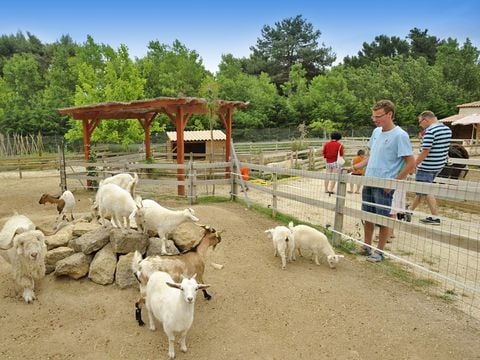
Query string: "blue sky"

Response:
xmin=1 ymin=0 xmax=479 ymax=72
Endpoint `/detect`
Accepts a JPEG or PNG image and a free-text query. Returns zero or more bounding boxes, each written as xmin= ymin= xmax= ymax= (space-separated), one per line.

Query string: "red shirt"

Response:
xmin=322 ymin=140 xmax=343 ymax=163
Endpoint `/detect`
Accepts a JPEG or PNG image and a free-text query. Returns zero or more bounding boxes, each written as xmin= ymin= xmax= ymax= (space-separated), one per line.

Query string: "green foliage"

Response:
xmin=246 ymin=15 xmax=336 ymax=87
xmin=0 ymin=24 xmax=479 ymax=143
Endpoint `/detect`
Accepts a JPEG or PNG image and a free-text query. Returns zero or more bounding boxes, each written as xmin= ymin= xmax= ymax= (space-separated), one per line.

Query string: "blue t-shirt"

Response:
xmin=366 ymin=126 xmax=413 ymax=179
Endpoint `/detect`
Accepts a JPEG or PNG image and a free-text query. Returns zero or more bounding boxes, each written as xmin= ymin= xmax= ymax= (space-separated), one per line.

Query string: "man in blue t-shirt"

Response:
xmin=350 ymin=100 xmax=415 ymax=262
xmin=410 ymin=111 xmax=452 ymax=225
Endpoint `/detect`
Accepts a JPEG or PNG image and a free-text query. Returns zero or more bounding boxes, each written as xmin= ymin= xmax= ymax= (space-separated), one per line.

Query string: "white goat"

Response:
xmin=0 ymin=214 xmax=36 ymax=250
xmin=96 ymin=183 xmax=140 ymax=229
xmin=100 ymin=172 xmax=138 ymax=198
xmin=264 ymin=225 xmax=295 ymax=269
xmin=0 ymin=230 xmax=46 ymax=303
xmin=132 ymin=225 xmax=223 ymax=326
xmin=39 ymin=190 xmax=76 ymax=229
xmin=288 ymin=222 xmax=344 ymax=268
xmin=134 ymin=206 xmax=199 ymax=254
xmin=145 ymin=271 xmax=209 ymax=359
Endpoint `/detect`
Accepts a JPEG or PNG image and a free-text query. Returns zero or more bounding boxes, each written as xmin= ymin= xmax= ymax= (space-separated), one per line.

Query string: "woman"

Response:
xmin=322 ymin=132 xmax=343 ymax=194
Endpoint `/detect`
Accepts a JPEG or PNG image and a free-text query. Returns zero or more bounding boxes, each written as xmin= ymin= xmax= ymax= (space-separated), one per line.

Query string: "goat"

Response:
xmin=99 ymin=172 xmax=138 ymax=198
xmin=264 ymin=225 xmax=295 ymax=269
xmin=39 ymin=190 xmax=76 ymax=227
xmin=145 ymin=271 xmax=209 ymax=359
xmin=95 ymin=183 xmax=140 ymax=229
xmin=0 ymin=230 xmax=46 ymax=303
xmin=288 ymin=222 xmax=344 ymax=268
xmin=134 ymin=206 xmax=199 ymax=254
xmin=0 ymin=214 xmax=36 ymax=250
xmin=132 ymin=225 xmax=222 ymax=326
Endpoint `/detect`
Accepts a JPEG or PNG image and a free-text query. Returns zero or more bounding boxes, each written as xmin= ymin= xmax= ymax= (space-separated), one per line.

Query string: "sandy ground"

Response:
xmin=1 ymin=171 xmax=480 ymax=360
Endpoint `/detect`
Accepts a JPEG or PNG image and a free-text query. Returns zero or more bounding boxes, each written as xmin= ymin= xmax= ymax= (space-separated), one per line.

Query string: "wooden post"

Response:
xmin=272 ymin=172 xmax=278 ymax=217
xmin=187 ymin=153 xmax=197 ymax=205
xmin=332 ymin=170 xmax=347 ymax=245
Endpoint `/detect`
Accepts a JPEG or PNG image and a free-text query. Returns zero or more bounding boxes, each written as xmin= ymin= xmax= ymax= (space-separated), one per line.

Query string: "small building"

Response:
xmin=166 ymin=130 xmax=227 ymax=161
xmin=439 ymin=101 xmax=480 ymax=141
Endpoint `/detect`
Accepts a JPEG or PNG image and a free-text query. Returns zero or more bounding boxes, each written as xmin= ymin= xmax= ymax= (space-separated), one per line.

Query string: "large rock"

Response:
xmin=147 ymin=237 xmax=180 ymax=256
xmin=169 ymin=222 xmax=203 ymax=251
xmin=110 ymin=228 xmax=149 ymax=254
xmin=72 ymin=221 xmax=101 ymax=237
xmin=54 ymin=252 xmax=93 ymax=279
xmin=45 ymin=224 xmax=74 ymax=250
xmin=88 ymin=243 xmax=117 ymax=285
xmin=45 ymin=246 xmax=76 ymax=274
xmin=70 ymin=227 xmax=111 ymax=254
xmin=115 ymin=252 xmax=138 ymax=289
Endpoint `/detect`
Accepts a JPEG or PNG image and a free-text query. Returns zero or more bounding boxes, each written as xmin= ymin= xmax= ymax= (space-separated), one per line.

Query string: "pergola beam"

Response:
xmin=58 ymin=96 xmax=248 ymax=195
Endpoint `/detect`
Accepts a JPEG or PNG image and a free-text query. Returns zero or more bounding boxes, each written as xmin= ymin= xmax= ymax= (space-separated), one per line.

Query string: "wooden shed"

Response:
xmin=166 ymin=130 xmax=226 ymax=161
xmin=439 ymin=100 xmax=480 ymax=141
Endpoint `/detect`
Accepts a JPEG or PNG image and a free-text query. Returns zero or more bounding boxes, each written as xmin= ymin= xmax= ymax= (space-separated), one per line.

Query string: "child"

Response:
xmin=348 ymin=149 xmax=365 ymax=194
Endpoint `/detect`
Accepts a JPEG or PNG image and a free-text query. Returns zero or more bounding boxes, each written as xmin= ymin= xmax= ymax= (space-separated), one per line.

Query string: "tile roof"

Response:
xmin=167 ymin=130 xmax=226 ymax=142
xmin=438 ymin=114 xmax=466 ymax=123
xmin=457 ymin=101 xmax=480 ymax=108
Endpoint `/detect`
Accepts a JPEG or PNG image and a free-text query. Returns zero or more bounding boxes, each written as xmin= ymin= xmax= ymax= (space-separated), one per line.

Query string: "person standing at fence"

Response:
xmin=409 ymin=111 xmax=452 ymax=225
xmin=348 ymin=149 xmax=365 ymax=194
xmin=322 ymin=132 xmax=343 ymax=194
xmin=350 ymin=100 xmax=415 ymax=262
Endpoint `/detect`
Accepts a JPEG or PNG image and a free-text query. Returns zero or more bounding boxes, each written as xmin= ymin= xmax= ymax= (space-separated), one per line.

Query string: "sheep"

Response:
xmin=100 ymin=172 xmax=138 ymax=198
xmin=264 ymin=225 xmax=295 ymax=269
xmin=95 ymin=183 xmax=140 ymax=229
xmin=145 ymin=271 xmax=209 ymax=359
xmin=0 ymin=230 xmax=46 ymax=303
xmin=288 ymin=222 xmax=344 ymax=269
xmin=38 ymin=190 xmax=76 ymax=227
xmin=134 ymin=205 xmax=199 ymax=254
xmin=0 ymin=214 xmax=36 ymax=250
xmin=132 ymin=225 xmax=223 ymax=326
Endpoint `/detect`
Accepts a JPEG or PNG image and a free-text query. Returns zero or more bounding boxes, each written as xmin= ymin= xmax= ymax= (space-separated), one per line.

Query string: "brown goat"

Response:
xmin=132 ymin=225 xmax=223 ymax=326
xmin=38 ymin=194 xmax=65 ymax=214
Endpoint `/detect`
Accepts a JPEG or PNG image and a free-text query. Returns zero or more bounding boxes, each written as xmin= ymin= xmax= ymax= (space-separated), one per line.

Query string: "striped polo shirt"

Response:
xmin=418 ymin=122 xmax=452 ymax=172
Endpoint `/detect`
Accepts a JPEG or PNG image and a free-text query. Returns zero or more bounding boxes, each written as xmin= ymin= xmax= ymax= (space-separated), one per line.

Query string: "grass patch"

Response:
xmin=337 ymin=239 xmax=358 ymax=254
xmin=197 ymin=195 xmax=231 ymax=204
xmin=379 ymin=261 xmax=437 ymax=288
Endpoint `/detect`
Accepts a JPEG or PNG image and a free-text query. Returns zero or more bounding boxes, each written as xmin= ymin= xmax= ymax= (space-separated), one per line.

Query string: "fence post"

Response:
xmin=231 ymin=158 xmax=238 ymax=201
xmin=58 ymin=139 xmax=67 ymax=192
xmin=332 ymin=170 xmax=347 ymax=245
xmin=17 ymin=159 xmax=22 ymax=179
xmin=187 ymin=153 xmax=197 ymax=205
xmin=272 ymin=172 xmax=278 ymax=217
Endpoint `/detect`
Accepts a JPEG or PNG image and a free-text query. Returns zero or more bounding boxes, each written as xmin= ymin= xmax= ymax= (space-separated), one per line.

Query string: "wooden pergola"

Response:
xmin=58 ymin=96 xmax=248 ymax=195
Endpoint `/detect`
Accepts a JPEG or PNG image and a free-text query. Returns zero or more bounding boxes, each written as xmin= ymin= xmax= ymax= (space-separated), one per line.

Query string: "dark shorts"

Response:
xmin=415 ymin=169 xmax=440 ymax=195
xmin=361 ymin=186 xmax=394 ymax=217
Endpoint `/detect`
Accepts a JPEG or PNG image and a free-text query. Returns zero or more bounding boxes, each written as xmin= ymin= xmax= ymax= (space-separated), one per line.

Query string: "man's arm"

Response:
xmin=397 ymin=155 xmax=416 ymax=180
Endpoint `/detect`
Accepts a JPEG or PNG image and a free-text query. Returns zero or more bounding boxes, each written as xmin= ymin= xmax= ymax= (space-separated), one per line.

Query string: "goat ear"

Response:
xmin=166 ymin=282 xmax=182 ymax=290
xmin=197 ymin=284 xmax=210 ymax=290
xmin=191 ymin=273 xmax=197 ymax=279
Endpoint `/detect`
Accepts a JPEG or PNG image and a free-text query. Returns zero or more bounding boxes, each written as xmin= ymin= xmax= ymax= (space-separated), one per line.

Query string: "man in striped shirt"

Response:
xmin=410 ymin=111 xmax=452 ymax=225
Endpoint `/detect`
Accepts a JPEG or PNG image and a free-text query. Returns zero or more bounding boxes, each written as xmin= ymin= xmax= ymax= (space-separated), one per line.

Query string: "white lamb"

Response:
xmin=0 ymin=230 xmax=46 ymax=303
xmin=145 ymin=271 xmax=209 ymax=359
xmin=96 ymin=183 xmax=140 ymax=229
xmin=0 ymin=214 xmax=36 ymax=250
xmin=134 ymin=206 xmax=199 ymax=254
xmin=288 ymin=222 xmax=344 ymax=268
xmin=264 ymin=225 xmax=295 ymax=269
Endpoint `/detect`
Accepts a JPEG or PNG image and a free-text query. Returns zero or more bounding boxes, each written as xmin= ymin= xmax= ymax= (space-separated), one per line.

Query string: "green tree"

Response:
xmin=407 ymin=28 xmax=441 ymax=65
xmin=247 ymin=15 xmax=335 ymax=87
xmin=343 ymin=35 xmax=409 ymax=67
xmin=139 ymin=40 xmax=207 ymax=98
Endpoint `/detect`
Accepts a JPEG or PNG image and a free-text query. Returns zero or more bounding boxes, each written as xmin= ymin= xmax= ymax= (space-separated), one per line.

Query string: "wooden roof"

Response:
xmin=458 ymin=101 xmax=480 ymax=109
xmin=58 ymin=96 xmax=248 ymax=120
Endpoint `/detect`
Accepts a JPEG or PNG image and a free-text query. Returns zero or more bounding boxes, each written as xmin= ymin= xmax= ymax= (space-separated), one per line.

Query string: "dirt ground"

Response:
xmin=1 ymin=171 xmax=480 ymax=360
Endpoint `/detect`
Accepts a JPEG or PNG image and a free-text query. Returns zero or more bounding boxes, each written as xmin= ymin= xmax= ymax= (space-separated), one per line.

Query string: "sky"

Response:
xmin=1 ymin=0 xmax=479 ymax=73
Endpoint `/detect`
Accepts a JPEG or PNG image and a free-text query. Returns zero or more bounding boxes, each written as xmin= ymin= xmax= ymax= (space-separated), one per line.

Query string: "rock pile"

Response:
xmin=44 ymin=220 xmax=203 ymax=288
